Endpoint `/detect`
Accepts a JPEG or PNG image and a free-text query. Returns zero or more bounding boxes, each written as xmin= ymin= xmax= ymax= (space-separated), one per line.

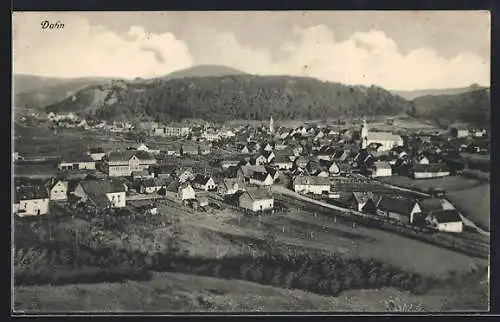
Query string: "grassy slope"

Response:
xmin=447 ymin=184 xmax=490 ymax=231
xmin=14 ymin=272 xmax=444 ymax=313
xmin=379 ymin=176 xmax=483 ymax=192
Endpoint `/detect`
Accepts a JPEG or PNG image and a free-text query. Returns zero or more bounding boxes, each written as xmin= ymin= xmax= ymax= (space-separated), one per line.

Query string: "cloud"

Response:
xmin=13 ymin=13 xmax=490 ymax=90
xmin=12 ymin=12 xmax=194 ymax=78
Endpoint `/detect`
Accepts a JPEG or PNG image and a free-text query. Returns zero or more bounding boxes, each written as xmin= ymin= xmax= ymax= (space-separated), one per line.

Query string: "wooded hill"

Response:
xmin=45 ymin=75 xmax=412 ymax=123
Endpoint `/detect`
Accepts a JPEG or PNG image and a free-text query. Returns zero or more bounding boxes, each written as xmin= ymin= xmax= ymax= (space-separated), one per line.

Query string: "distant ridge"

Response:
xmin=157 ymin=65 xmax=248 ymax=81
xmin=391 ymin=84 xmax=488 ymax=101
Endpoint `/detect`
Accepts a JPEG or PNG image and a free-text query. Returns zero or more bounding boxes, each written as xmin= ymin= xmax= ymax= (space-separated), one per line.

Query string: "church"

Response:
xmin=360 ymin=117 xmax=403 ymax=152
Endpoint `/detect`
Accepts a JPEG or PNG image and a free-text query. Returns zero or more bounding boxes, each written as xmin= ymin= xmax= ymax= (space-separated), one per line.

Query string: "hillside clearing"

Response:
xmin=447 ymin=184 xmax=490 ymax=231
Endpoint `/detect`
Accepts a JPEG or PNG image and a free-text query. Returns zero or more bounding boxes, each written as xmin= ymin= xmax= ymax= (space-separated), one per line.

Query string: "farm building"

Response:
xmin=72 ymin=179 xmax=127 ymax=209
xmin=418 ymin=198 xmax=455 ymax=213
xmin=293 ymin=176 xmax=330 ymax=195
xmin=58 ymin=152 xmax=96 ymax=171
xmin=425 ymin=209 xmax=463 ymax=233
xmin=191 ymin=174 xmax=217 ymax=191
xmin=412 ymin=164 xmax=451 ymax=179
xmin=371 ymin=162 xmax=392 ymax=178
xmin=376 ymin=196 xmax=421 ymax=224
xmin=13 ymin=185 xmax=50 ymax=216
xmin=238 ymin=188 xmax=274 ymax=212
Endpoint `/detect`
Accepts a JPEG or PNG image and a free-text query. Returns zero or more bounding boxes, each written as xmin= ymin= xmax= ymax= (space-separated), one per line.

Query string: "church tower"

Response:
xmin=360 ymin=116 xmax=368 ymax=149
xmin=269 ymin=115 xmax=274 ymax=134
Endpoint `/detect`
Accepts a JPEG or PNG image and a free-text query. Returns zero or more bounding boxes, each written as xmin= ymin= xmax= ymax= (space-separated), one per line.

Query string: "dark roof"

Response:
xmin=242 ymin=188 xmax=273 ymax=201
xmin=79 ymin=180 xmax=126 ymax=208
xmin=429 ymin=210 xmax=462 ymax=223
xmin=262 ymin=151 xmax=274 ymax=158
xmin=60 ymin=151 xmax=94 ymax=163
xmin=107 ymin=150 xmax=154 ymax=162
xmin=192 ymin=174 xmax=212 ymax=185
xmin=377 ymin=197 xmax=417 ymax=216
xmin=419 ymin=198 xmax=446 ymax=213
xmin=251 ymin=171 xmax=271 ymax=182
xmin=14 ymin=185 xmax=49 ymax=202
xmin=293 ymin=176 xmax=330 ymax=186
xmin=142 ymin=178 xmax=167 ymax=187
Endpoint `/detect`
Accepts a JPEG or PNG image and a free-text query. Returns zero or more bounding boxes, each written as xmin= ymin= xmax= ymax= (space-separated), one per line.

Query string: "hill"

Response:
xmin=391 ymin=84 xmax=488 ymax=101
xmin=45 ymin=75 xmax=412 ymax=123
xmin=13 ymin=75 xmax=119 ymax=110
xmin=409 ymin=88 xmax=490 ymax=128
xmin=158 ymin=65 xmax=248 ymax=81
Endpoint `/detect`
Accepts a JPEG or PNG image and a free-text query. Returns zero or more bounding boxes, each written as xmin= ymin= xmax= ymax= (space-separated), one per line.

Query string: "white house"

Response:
xmin=13 ymin=185 xmax=50 ymax=216
xmin=293 ymin=176 xmax=330 ymax=195
xmin=46 ymin=179 xmax=68 ymax=201
xmin=372 ymin=161 xmax=392 ymax=178
xmin=425 ymin=210 xmax=463 ymax=233
xmin=102 ymin=151 xmax=157 ymax=177
xmin=238 ymin=188 xmax=274 ymax=212
xmin=73 ymin=180 xmax=127 ymax=209
xmin=166 ymin=181 xmax=196 ymax=202
xmin=191 ymin=174 xmax=217 ymax=191
xmin=418 ymin=156 xmax=430 ymax=165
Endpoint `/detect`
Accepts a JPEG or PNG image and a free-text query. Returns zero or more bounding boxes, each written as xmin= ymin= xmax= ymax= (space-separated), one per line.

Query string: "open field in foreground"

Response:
xmin=14 ymin=271 xmax=487 ymax=313
xmin=447 ymin=184 xmax=490 ymax=232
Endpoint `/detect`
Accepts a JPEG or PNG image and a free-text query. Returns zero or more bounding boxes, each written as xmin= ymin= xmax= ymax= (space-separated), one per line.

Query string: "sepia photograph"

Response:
xmin=12 ymin=11 xmax=490 ymax=313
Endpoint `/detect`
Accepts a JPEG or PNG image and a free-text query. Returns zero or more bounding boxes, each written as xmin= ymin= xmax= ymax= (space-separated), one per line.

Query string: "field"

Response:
xmin=17 ymin=270 xmax=483 ymax=313
xmin=447 ymin=184 xmax=490 ymax=231
xmin=379 ymin=175 xmax=484 ymax=193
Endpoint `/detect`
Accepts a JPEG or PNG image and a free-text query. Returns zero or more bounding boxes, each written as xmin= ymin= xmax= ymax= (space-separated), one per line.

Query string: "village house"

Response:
xmin=360 ymin=118 xmax=404 ymax=151
xmin=417 ymin=156 xmax=430 ymax=165
xmin=265 ymin=166 xmax=280 ymax=181
xmin=249 ymin=171 xmax=274 ymax=186
xmin=218 ymin=178 xmax=246 ymax=195
xmin=72 ymin=180 xmax=127 ymax=209
xmin=13 ymin=185 xmax=50 ymax=216
xmin=237 ymin=144 xmax=251 ymax=154
xmin=45 ymin=178 xmax=68 ymax=201
xmin=202 ymin=128 xmax=221 ymax=142
xmin=181 ymin=144 xmax=199 ymax=156
xmin=319 ymin=160 xmax=340 ymax=175
xmin=135 ymin=143 xmax=161 ymax=155
xmin=140 ymin=178 xmax=167 ymax=194
xmin=221 ymin=158 xmax=242 ymax=169
xmin=238 ymin=165 xmax=267 ymax=181
xmin=58 ymin=152 xmax=96 ymax=171
xmin=273 ymin=156 xmax=294 ymax=170
xmin=132 ymin=170 xmax=153 ymax=181
xmin=102 ymin=151 xmax=157 ymax=177
xmin=166 ymin=181 xmax=196 ymax=202
xmin=175 ymin=167 xmax=195 ymax=183
xmin=425 ymin=209 xmax=463 ymax=233
xmin=450 ymin=126 xmax=470 ymax=139
xmin=262 ymin=143 xmax=274 ymax=152
xmin=338 ymin=191 xmax=379 ymax=214
xmin=418 ymin=198 xmax=455 ymax=214
xmin=376 ymin=196 xmax=421 ymax=224
xmin=238 ymin=188 xmax=274 ymax=212
xmin=293 ymin=176 xmax=330 ymax=195
xmin=191 ymin=174 xmax=217 ymax=191
xmin=371 ymin=161 xmax=392 ymax=178
xmin=164 ymin=145 xmax=181 ymax=156
xmin=294 ymin=156 xmax=310 ymax=169
xmin=152 ymin=125 xmax=190 ymax=137
xmin=412 ymin=164 xmax=451 ymax=179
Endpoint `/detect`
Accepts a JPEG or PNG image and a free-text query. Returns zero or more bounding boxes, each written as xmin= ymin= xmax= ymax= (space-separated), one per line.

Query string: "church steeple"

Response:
xmin=269 ymin=115 xmax=274 ymax=133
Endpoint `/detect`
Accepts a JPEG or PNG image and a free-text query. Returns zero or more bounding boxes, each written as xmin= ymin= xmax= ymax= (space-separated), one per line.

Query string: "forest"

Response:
xmin=46 ymin=75 xmax=413 ymax=123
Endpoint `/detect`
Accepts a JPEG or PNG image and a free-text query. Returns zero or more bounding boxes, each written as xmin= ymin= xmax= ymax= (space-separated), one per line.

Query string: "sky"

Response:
xmin=12 ymin=11 xmax=490 ymax=91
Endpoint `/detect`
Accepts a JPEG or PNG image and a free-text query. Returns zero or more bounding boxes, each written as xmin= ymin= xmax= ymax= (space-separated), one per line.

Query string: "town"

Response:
xmin=14 ymin=111 xmax=489 ymax=238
